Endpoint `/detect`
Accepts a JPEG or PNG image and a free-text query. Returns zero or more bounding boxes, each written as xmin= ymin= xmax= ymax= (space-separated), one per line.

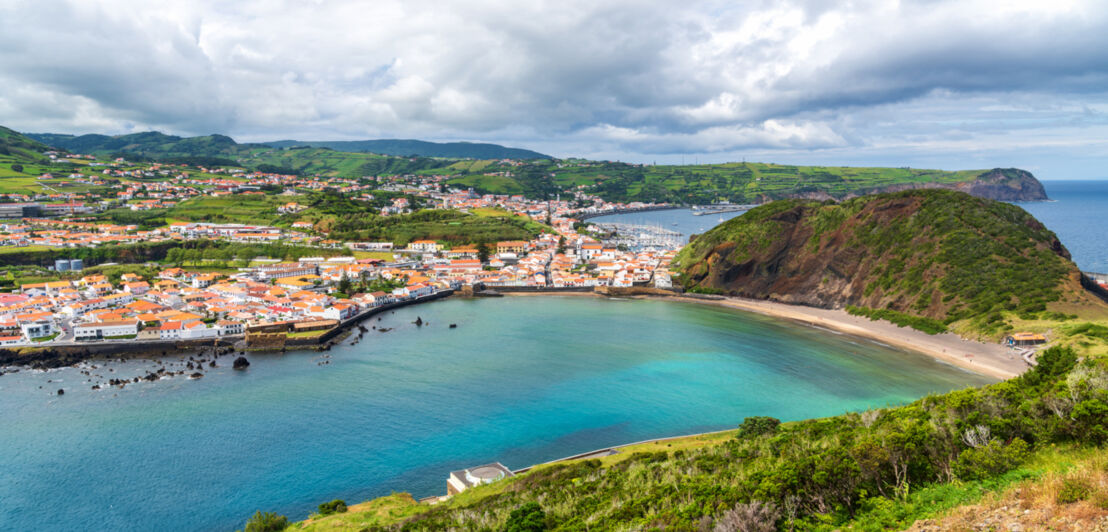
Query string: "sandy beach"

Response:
xmin=669 ymin=295 xmax=1027 ymax=380
xmin=501 ymin=291 xmax=1027 ymax=379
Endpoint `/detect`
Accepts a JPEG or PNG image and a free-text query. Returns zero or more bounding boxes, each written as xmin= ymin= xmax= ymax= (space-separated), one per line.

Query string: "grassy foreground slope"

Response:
xmin=674 ymin=189 xmax=1108 ymax=340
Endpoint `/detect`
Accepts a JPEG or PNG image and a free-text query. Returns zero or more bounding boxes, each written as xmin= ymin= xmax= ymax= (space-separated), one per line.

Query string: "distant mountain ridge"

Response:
xmin=263 ymin=139 xmax=551 ymax=159
xmin=7 ymin=125 xmax=1046 ymax=203
xmin=25 ymin=131 xmax=550 ymax=160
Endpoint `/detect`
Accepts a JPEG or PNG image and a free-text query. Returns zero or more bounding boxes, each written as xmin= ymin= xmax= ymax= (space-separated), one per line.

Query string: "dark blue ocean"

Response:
xmin=1017 ymin=180 xmax=1108 ymax=273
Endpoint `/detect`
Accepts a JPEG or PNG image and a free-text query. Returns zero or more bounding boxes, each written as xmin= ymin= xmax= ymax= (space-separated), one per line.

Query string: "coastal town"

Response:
xmin=0 ymin=152 xmax=682 ymax=349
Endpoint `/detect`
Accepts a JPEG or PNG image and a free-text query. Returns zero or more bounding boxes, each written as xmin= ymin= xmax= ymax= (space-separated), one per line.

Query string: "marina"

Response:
xmin=590 ymin=221 xmax=686 ymax=251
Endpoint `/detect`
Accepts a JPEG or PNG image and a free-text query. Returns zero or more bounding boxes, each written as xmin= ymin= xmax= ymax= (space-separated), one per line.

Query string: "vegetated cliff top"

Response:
xmin=674 ymin=189 xmax=1104 ymax=337
xmin=540 ymin=160 xmax=1048 ymax=204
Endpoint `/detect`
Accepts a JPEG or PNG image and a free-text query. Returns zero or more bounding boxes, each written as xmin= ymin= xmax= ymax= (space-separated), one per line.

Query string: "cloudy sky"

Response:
xmin=2 ymin=0 xmax=1107 ymax=178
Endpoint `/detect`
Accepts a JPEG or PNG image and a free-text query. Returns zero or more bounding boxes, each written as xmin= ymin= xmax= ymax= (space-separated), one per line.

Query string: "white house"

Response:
xmin=19 ymin=320 xmax=55 ymax=340
xmin=406 ymin=283 xmax=434 ymax=298
xmin=0 ymin=335 xmax=25 ymax=346
xmin=180 ymin=321 xmax=218 ymax=339
xmin=217 ymin=321 xmax=244 ymax=336
xmin=159 ymin=321 xmax=183 ymax=340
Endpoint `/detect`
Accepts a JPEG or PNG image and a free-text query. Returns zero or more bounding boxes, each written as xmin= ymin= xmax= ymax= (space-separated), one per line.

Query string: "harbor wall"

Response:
xmin=576 ymin=205 xmax=685 ymax=221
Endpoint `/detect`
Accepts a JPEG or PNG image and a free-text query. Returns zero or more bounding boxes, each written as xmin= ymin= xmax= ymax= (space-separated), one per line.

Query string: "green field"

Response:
xmin=162 ymin=194 xmax=287 ymax=224
xmin=0 ymin=245 xmax=53 ymax=255
xmin=327 ymin=208 xmax=549 ymax=246
xmin=94 ymin=194 xmax=290 ymax=227
xmin=221 ymin=146 xmax=460 ymax=178
xmin=445 ymin=173 xmax=525 ymax=194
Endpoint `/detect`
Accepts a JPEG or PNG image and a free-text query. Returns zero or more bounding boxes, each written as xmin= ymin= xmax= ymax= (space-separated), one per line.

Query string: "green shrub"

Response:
xmin=737 ymin=416 xmax=781 ymax=439
xmin=317 ymin=499 xmax=347 ymax=515
xmin=243 ymin=510 xmax=288 ymax=532
xmin=1023 ymin=346 xmax=1078 ymax=386
xmin=1071 ymin=398 xmax=1108 ymax=445
xmin=954 ymin=438 xmax=1030 ymax=481
xmin=1056 ymin=478 xmax=1092 ymax=504
xmin=503 ymin=502 xmax=546 ymax=532
xmin=687 ymin=285 xmax=725 ymax=295
xmin=846 ymin=305 xmax=948 ymax=335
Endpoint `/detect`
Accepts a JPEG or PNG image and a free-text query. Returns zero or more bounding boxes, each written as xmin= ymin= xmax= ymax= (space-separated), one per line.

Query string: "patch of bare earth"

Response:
xmin=907 ymin=457 xmax=1108 ymax=532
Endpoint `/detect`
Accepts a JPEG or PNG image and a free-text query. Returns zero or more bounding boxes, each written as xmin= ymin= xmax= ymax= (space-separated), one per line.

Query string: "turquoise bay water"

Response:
xmin=0 ymin=297 xmax=992 ymax=531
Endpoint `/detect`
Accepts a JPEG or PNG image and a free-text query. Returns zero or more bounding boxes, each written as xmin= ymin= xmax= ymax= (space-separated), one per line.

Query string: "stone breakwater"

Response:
xmin=0 ymin=338 xmax=238 ymax=371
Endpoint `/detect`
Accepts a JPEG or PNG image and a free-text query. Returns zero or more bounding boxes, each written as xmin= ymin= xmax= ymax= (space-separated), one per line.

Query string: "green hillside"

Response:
xmin=317 ymin=208 xmax=549 ymax=246
xmin=241 ymin=146 xmax=458 ymax=177
xmin=527 ymin=160 xmax=1048 ymax=203
xmin=0 ymin=126 xmax=73 ymax=193
xmin=13 ymin=127 xmax=1048 ymax=202
xmin=26 ymin=130 xmax=547 ymax=167
xmin=675 ymin=189 xmax=1103 ymax=338
xmin=26 ymin=131 xmax=243 ymax=157
xmin=93 ymin=192 xmax=547 ymax=246
xmin=263 ymin=138 xmax=550 ymax=159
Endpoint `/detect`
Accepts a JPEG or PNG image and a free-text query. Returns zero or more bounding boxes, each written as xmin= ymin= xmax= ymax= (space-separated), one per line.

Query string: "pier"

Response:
xmin=576 ymin=205 xmax=685 ymax=221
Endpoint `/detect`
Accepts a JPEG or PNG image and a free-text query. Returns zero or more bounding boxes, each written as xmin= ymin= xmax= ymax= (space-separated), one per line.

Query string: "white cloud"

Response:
xmin=0 ymin=0 xmax=1106 ymax=175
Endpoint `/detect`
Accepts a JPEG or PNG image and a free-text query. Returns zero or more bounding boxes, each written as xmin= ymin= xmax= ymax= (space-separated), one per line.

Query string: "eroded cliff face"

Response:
xmin=952 ymin=168 xmax=1048 ymax=201
xmin=675 ymin=190 xmax=1078 ymax=320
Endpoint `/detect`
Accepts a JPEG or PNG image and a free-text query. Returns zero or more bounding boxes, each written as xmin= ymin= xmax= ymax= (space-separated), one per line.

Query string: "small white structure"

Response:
xmin=447 ymin=463 xmax=514 ymax=495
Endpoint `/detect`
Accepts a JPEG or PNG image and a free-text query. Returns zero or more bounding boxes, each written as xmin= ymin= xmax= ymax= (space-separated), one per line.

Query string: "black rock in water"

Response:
xmin=233 ymin=356 xmax=250 ymax=370
xmin=449 ymin=323 xmax=457 ymax=328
